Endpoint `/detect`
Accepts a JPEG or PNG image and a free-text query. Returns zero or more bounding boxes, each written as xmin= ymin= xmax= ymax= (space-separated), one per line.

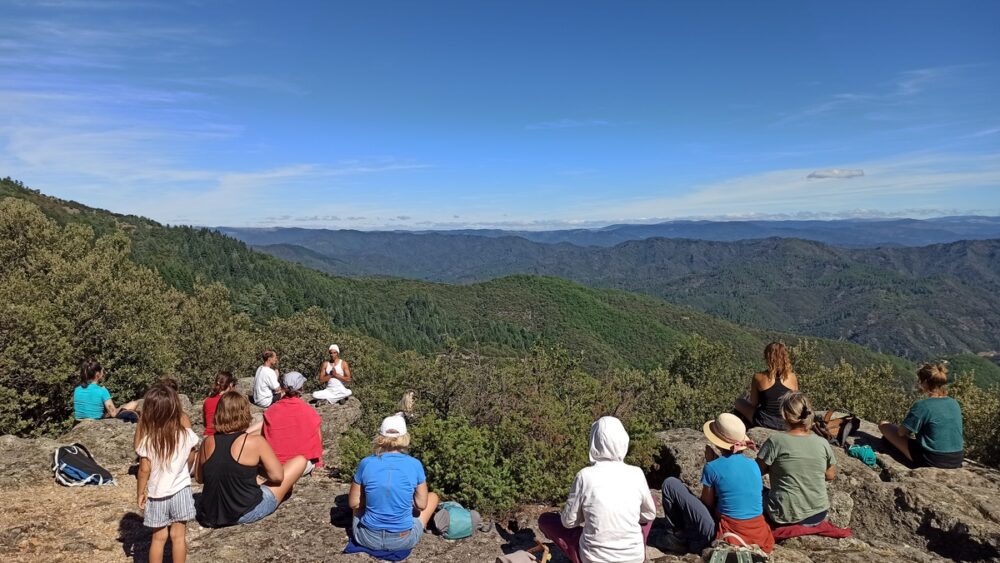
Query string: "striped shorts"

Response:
xmin=144 ymin=486 xmax=196 ymax=528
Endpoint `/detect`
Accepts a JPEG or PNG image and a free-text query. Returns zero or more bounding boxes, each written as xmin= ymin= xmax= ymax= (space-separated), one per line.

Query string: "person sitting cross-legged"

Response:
xmin=538 ymin=416 xmax=656 ymax=563
xmin=757 ymin=392 xmax=837 ymax=527
xmin=879 ymin=363 xmax=964 ymax=469
xmin=348 ymin=414 xmax=440 ymax=552
xmin=657 ymin=413 xmax=774 ymax=555
xmin=195 ymin=391 xmax=307 ymax=528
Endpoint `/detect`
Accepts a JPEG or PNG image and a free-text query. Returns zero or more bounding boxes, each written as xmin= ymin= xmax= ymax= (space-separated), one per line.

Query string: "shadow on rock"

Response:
xmin=329 ymin=493 xmax=353 ymax=531
xmin=118 ymin=512 xmax=152 ymax=563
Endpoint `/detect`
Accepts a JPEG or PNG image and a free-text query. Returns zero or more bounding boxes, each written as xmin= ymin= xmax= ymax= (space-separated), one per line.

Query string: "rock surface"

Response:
xmin=652 ymin=421 xmax=1000 ymax=562
xmin=3 ymin=407 xmax=1000 ymax=562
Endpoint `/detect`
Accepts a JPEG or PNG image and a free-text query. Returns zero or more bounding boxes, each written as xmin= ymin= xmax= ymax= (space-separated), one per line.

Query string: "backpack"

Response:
xmin=432 ymin=501 xmax=476 ymax=540
xmin=53 ymin=443 xmax=116 ymax=486
xmin=812 ymin=410 xmax=860 ymax=448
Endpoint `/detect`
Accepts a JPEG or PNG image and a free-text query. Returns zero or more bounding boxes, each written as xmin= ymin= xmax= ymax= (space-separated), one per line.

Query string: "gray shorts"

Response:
xmin=144 ymin=486 xmax=196 ymax=528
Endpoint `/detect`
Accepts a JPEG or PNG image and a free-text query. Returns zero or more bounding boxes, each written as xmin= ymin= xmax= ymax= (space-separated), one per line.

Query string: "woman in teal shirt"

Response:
xmin=879 ymin=363 xmax=964 ymax=469
xmin=73 ymin=358 xmax=140 ymax=422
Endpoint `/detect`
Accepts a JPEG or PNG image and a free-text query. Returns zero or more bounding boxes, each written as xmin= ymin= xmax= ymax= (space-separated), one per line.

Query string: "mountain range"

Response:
xmin=220 ymin=226 xmax=1000 ymax=361
xmin=413 ymin=216 xmax=1000 ymax=248
xmin=0 ymin=177 xmax=906 ymax=375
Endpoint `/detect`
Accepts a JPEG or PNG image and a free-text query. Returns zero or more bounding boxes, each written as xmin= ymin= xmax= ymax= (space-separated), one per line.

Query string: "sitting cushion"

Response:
xmin=343 ymin=538 xmax=412 ymax=561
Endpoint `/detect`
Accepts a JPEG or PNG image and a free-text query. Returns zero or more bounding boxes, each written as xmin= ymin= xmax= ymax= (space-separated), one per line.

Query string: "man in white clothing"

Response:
xmin=538 ymin=416 xmax=656 ymax=563
xmin=253 ymin=350 xmax=281 ymax=408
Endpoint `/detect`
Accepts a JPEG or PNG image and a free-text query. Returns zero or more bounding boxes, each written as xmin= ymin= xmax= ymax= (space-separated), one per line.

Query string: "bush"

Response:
xmin=950 ymin=375 xmax=1000 ymax=466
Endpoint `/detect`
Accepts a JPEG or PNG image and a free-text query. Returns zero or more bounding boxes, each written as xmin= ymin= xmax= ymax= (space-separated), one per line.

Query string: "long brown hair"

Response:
xmin=764 ymin=342 xmax=794 ymax=383
xmin=135 ymin=384 xmax=184 ymax=462
xmin=209 ymin=371 xmax=236 ymax=397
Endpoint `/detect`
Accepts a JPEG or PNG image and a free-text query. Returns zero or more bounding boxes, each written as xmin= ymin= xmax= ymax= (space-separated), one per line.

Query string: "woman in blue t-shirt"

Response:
xmin=879 ymin=363 xmax=964 ymax=469
xmin=72 ymin=358 xmax=140 ymax=422
xmin=348 ymin=413 xmax=440 ymax=552
xmin=658 ymin=413 xmax=774 ymax=554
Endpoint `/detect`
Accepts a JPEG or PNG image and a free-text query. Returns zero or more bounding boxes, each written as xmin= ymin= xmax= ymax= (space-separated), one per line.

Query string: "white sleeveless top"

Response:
xmin=325 ymin=359 xmax=344 ymax=378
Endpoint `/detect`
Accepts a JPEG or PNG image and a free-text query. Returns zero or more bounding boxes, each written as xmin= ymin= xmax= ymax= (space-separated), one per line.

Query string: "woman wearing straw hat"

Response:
xmin=314 ymin=344 xmax=353 ymax=405
xmin=657 ymin=413 xmax=774 ymax=555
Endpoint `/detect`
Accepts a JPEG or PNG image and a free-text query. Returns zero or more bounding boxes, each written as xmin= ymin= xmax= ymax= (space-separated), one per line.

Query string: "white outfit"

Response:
xmin=253 ymin=365 xmax=280 ymax=407
xmin=561 ymin=417 xmax=656 ymax=563
xmin=136 ymin=428 xmax=200 ymax=498
xmin=313 ymin=359 xmax=352 ymax=404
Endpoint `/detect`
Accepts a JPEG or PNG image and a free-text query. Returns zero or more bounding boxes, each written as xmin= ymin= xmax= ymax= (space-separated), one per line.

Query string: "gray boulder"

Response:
xmin=0 ymin=434 xmax=61 ymax=485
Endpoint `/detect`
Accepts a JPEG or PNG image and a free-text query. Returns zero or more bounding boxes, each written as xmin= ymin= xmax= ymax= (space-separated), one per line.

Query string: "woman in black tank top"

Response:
xmin=199 ymin=432 xmax=262 ymax=527
xmin=195 ymin=391 xmax=310 ymax=527
xmin=734 ymin=342 xmax=799 ymax=430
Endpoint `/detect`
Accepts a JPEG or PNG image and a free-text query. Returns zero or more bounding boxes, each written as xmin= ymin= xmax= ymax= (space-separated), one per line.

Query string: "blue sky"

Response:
xmin=1 ymin=0 xmax=998 ymax=229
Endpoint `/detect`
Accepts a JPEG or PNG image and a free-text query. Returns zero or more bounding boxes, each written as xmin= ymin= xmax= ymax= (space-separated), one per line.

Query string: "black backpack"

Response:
xmin=53 ymin=443 xmax=116 ymax=486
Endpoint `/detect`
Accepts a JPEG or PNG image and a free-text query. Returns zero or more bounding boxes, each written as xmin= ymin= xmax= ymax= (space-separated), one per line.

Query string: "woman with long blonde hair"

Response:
xmin=735 ymin=342 xmax=799 ymax=430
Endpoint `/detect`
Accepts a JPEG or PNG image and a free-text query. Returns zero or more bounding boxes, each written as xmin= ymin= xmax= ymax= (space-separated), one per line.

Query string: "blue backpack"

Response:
xmin=53 ymin=443 xmax=116 ymax=486
xmin=434 ymin=501 xmax=474 ymax=540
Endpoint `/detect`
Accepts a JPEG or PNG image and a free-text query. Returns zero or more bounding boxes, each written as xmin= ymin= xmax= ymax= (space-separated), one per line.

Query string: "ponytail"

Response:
xmin=780 ymin=391 xmax=814 ymax=428
xmin=79 ymin=357 xmax=102 ymax=387
xmin=209 ymin=371 xmax=236 ymax=397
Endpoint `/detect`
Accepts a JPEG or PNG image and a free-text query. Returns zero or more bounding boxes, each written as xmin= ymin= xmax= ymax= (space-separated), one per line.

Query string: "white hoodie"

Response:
xmin=561 ymin=417 xmax=657 ymax=563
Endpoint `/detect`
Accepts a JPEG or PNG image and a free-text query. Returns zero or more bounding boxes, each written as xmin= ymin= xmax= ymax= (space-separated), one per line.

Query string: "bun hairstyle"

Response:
xmin=209 ymin=371 xmax=236 ymax=397
xmin=262 ymin=350 xmax=276 ymax=363
xmin=79 ymin=357 xmax=103 ymax=387
xmin=764 ymin=342 xmax=794 ymax=383
xmin=918 ymin=363 xmax=949 ymax=391
xmin=780 ymin=391 xmax=814 ymax=428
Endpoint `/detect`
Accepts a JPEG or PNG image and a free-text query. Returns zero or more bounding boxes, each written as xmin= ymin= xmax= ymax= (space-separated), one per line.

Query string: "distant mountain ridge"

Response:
xmin=301 ymin=216 xmax=1000 ymax=248
xmin=219 ymin=226 xmax=1000 ymax=360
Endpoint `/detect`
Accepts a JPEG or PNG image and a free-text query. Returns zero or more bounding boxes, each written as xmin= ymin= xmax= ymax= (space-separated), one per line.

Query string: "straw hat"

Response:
xmin=703 ymin=413 xmax=753 ymax=452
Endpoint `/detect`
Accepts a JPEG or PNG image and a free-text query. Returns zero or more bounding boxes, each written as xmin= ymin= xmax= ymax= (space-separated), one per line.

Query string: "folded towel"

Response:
xmin=772 ymin=520 xmax=852 ymax=540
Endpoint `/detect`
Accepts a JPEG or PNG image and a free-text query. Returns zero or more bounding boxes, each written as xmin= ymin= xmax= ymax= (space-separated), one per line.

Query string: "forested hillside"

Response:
xmin=0 ymin=178 xmax=907 ymax=373
xmin=2 ymin=177 xmax=998 ymax=510
xmin=226 ymin=227 xmax=1000 ymax=360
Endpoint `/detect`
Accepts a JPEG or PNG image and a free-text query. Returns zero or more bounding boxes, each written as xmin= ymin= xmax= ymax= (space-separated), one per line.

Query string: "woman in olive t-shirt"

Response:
xmin=757 ymin=392 xmax=837 ymax=526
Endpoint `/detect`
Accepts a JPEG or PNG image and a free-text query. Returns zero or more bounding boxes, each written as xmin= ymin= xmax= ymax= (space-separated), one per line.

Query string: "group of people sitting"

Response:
xmin=71 ymin=341 xmax=965 ymax=563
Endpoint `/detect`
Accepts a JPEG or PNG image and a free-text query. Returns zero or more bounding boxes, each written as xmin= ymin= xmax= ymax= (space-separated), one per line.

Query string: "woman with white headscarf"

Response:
xmin=538 ymin=416 xmax=656 ymax=563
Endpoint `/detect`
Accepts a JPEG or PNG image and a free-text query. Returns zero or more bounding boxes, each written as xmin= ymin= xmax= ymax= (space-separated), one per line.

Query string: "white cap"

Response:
xmin=379 ymin=413 xmax=407 ymax=437
xmin=329 ymin=344 xmax=340 ymax=353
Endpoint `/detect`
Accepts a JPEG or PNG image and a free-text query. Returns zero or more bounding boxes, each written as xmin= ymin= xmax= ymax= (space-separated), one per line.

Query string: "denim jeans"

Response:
xmin=352 ymin=515 xmax=423 ymax=551
xmin=237 ymin=486 xmax=278 ymax=525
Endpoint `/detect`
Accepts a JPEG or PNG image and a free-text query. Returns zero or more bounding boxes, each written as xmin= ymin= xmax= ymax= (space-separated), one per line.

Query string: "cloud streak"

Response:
xmin=807 ymin=168 xmax=864 ymax=179
xmin=526 ymin=118 xmax=611 ymax=130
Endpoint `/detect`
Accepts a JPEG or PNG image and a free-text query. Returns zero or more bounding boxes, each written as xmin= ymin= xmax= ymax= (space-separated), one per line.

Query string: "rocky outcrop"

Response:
xmin=653 ymin=420 xmax=1000 ymax=562
xmin=5 ymin=404 xmax=1000 ymax=562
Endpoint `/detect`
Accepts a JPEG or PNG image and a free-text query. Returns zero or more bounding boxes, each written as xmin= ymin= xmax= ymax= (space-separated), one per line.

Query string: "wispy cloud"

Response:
xmin=526 ymin=118 xmax=611 ymax=130
xmin=774 ymin=65 xmax=972 ymax=126
xmin=593 ymin=152 xmax=1000 ymax=220
xmin=807 ymin=168 xmax=864 ymax=179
